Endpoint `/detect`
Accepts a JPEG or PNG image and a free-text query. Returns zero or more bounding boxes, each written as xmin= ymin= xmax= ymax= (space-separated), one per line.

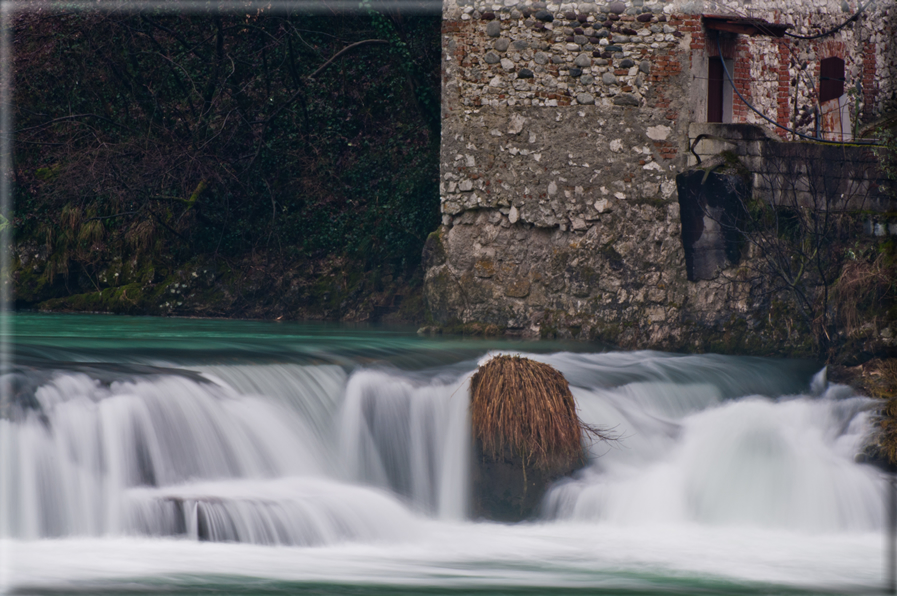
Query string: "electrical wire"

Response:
xmin=715 ymin=35 xmax=882 ymax=146
xmin=698 ymin=0 xmax=876 ymax=40
xmin=782 ymin=0 xmax=876 ymax=39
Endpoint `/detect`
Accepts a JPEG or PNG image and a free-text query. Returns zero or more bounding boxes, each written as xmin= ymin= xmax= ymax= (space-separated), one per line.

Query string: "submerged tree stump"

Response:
xmin=469 ymin=355 xmax=607 ymax=521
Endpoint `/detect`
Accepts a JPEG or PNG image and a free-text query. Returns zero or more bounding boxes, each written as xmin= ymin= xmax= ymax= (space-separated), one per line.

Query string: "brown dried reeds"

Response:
xmin=470 ymin=355 xmax=610 ymax=470
xmin=874 ymin=360 xmax=897 ymax=465
xmin=833 ymin=253 xmax=896 ymax=338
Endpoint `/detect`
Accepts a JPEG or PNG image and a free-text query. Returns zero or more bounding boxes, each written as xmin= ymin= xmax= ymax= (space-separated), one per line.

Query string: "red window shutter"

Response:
xmin=819 ymin=57 xmax=844 ymax=103
xmin=708 ymin=58 xmax=724 ymax=123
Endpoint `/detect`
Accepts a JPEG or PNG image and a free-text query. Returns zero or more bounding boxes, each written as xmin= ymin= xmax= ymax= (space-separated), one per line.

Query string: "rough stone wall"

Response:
xmin=426 ymin=0 xmax=896 ymax=351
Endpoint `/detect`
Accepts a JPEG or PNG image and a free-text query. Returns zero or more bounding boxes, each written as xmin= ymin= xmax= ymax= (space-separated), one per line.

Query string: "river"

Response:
xmin=0 ymin=313 xmax=884 ymax=595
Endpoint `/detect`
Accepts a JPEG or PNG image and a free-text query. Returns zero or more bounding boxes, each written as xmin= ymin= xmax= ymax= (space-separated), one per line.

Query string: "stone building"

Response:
xmin=424 ymin=0 xmax=896 ymax=351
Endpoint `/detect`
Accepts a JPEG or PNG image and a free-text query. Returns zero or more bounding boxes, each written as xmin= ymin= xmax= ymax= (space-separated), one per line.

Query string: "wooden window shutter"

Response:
xmin=819 ymin=57 xmax=845 ymax=103
xmin=708 ymin=57 xmax=724 ymax=123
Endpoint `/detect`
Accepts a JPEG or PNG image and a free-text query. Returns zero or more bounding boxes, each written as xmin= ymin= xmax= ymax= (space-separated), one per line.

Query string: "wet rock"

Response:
xmin=471 ymin=441 xmax=582 ymax=522
xmin=518 ymin=68 xmax=535 ymax=79
xmin=608 ymin=1 xmax=625 ymax=14
xmin=505 ymin=276 xmax=531 ymax=297
xmin=534 ymin=10 xmax=554 ymax=21
xmin=613 ymin=93 xmax=639 ymax=106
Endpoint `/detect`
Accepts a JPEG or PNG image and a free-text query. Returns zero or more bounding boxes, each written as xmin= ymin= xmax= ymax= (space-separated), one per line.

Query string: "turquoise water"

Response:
xmin=9 ymin=312 xmax=597 ymax=368
xmin=1 ymin=313 xmax=884 ymax=596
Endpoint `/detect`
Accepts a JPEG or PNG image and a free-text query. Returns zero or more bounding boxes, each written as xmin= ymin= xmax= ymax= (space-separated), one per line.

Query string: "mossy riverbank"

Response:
xmin=14 ymin=246 xmax=428 ymax=324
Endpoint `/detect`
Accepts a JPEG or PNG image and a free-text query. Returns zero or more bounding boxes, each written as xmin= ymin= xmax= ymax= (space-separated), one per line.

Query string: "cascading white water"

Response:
xmin=1 ymin=339 xmax=885 ymax=594
xmin=544 ymin=377 xmax=881 ymax=532
xmin=2 ymin=371 xmax=329 ymax=539
xmin=0 ymin=362 xmax=472 ymax=545
xmin=339 ymin=369 xmax=470 ymax=518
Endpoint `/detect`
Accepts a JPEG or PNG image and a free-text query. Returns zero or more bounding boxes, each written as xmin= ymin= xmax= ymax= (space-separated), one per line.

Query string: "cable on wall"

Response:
xmin=715 ymin=35 xmax=882 ymax=146
xmin=782 ymin=0 xmax=876 ymax=40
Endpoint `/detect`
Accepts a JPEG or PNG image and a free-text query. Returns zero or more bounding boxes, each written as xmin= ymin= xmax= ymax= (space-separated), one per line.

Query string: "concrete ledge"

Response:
xmin=688 ymin=123 xmax=779 ymax=144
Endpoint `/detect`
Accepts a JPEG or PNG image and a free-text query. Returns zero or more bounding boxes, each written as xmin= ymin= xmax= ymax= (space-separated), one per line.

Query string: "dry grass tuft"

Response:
xmin=470 ymin=355 xmax=610 ymax=470
xmin=875 ymin=360 xmax=897 ymax=465
xmin=833 ymin=253 xmax=896 ymax=338
xmin=77 ymin=220 xmax=105 ymax=245
xmin=126 ymin=219 xmax=157 ymax=254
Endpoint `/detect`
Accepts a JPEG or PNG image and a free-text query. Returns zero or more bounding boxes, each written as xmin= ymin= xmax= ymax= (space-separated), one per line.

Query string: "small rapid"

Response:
xmin=545 ymin=377 xmax=879 ymax=532
xmin=0 ymin=314 xmax=885 ymax=594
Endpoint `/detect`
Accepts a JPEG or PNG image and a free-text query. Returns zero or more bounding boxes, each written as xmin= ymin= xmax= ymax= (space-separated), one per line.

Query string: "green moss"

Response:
xmin=438 ymin=319 xmax=503 ymax=337
xmin=539 ymin=310 xmax=559 ymax=340
xmin=718 ymin=150 xmax=751 ymax=180
xmin=423 ymin=229 xmax=447 ymax=267
xmin=15 ymin=262 xmax=56 ymax=304
xmin=38 ymin=283 xmax=146 ymax=314
xmin=34 ymin=164 xmax=61 ymax=181
xmin=631 ymin=196 xmax=667 ymax=209
xmin=589 ymin=322 xmax=621 ymax=344
xmin=390 ymin=288 xmax=429 ymax=323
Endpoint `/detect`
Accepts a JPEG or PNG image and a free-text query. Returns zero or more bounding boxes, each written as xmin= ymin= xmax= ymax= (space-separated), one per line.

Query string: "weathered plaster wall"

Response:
xmin=426 ymin=0 xmax=896 ymax=351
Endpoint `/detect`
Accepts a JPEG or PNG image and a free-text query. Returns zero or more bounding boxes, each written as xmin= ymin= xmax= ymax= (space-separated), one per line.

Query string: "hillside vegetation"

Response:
xmin=13 ymin=8 xmax=441 ymax=321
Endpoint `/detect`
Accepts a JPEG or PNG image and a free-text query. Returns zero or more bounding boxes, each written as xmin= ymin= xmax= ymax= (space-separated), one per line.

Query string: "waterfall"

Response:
xmin=0 ymin=361 xmax=474 ymax=544
xmin=339 ymin=369 xmax=470 ymax=518
xmin=1 ymin=325 xmax=886 ymax=593
xmin=544 ymin=379 xmax=880 ymax=532
xmin=3 ymin=352 xmax=878 ymax=541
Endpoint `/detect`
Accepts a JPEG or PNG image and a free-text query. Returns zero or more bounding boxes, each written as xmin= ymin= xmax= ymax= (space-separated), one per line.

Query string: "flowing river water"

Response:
xmin=0 ymin=313 xmax=884 ymax=595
